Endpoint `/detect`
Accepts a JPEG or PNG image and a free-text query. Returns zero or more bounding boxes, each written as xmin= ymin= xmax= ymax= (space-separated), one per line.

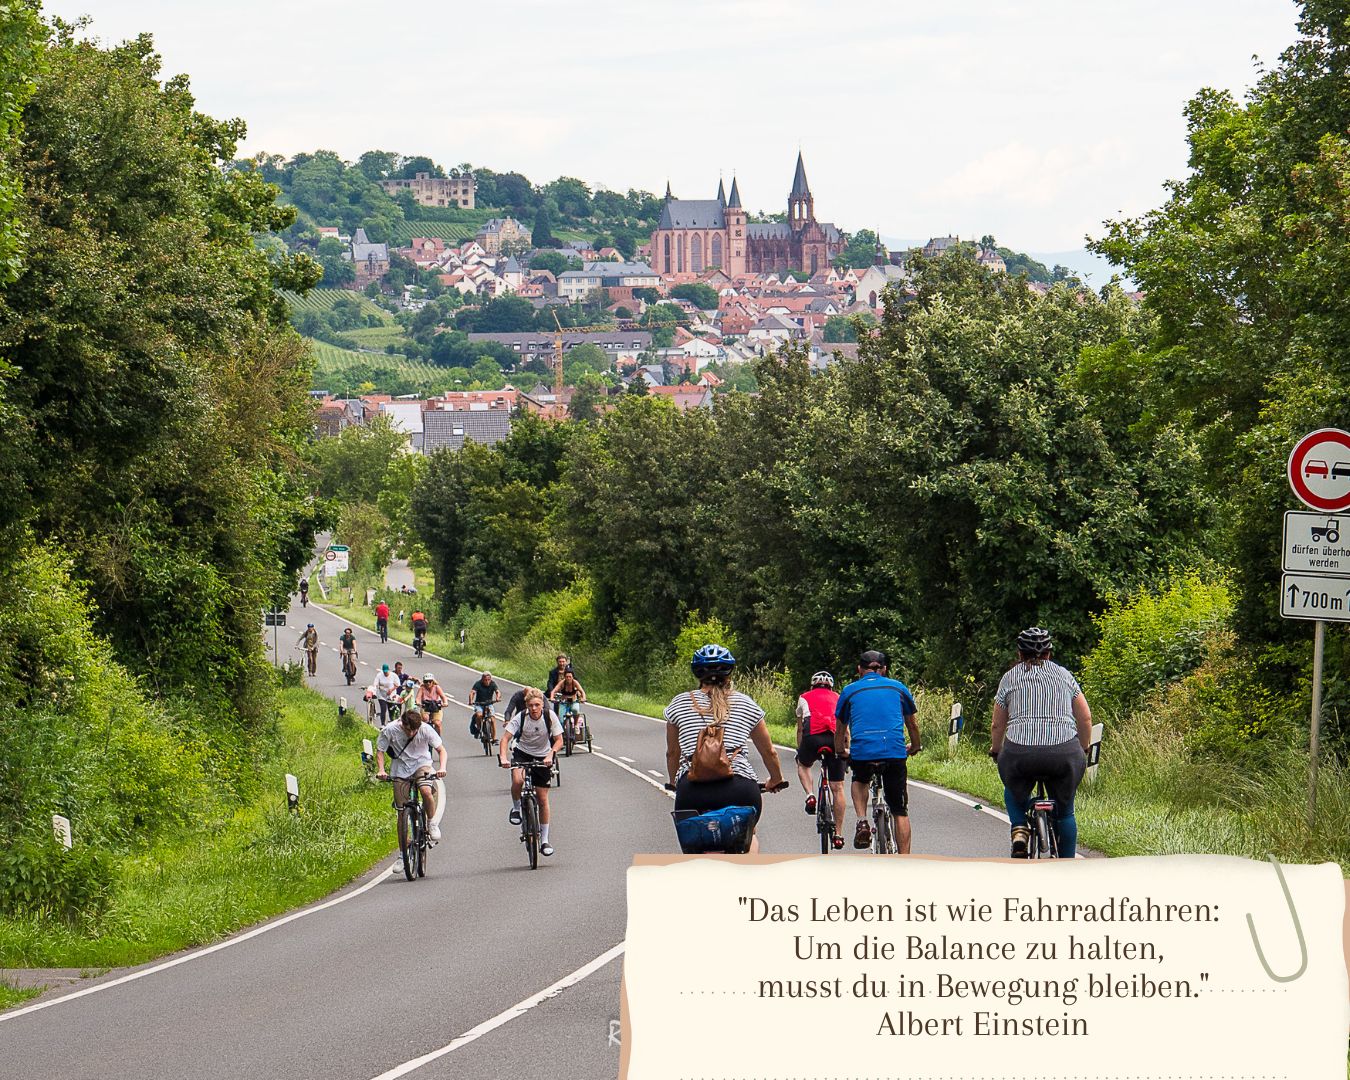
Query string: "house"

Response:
xmin=556 ymin=261 xmax=660 ymax=302
xmin=922 ymin=235 xmax=961 ymax=259
xmin=422 ymin=410 xmax=514 ymax=452
xmin=748 ymin=312 xmax=800 ymax=344
xmin=347 ymin=228 xmax=390 ymax=288
xmin=426 ymin=389 xmax=519 ymax=412
xmin=976 ymin=247 xmax=1007 ymax=273
xmin=467 ymin=330 xmax=653 ymax=366
xmin=475 ymin=216 xmax=529 ymax=255
xmin=313 ymin=399 xmax=360 ymax=438
xmin=649 ymin=384 xmax=714 ymax=411
xmin=379 ymin=172 xmax=476 ymax=209
xmin=379 ymin=400 xmax=426 ymax=451
xmin=852 ymin=263 xmax=908 ymax=309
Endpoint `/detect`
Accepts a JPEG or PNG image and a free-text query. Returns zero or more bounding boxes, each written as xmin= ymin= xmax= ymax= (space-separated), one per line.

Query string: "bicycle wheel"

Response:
xmin=397 ymin=807 xmax=414 ymax=881
xmin=523 ymin=795 xmax=539 ymax=870
xmin=415 ymin=808 xmax=427 ymax=878
xmin=1029 ymin=812 xmax=1050 ymax=859
xmin=584 ymin=718 xmax=592 ymax=753
xmin=817 ymin=779 xmax=833 ymax=855
xmin=563 ymin=723 xmax=574 ymax=757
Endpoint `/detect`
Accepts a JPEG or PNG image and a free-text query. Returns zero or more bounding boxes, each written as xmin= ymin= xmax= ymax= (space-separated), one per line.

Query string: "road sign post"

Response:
xmin=285 ymin=773 xmax=300 ymax=813
xmin=1282 ymin=428 xmax=1350 ymax=829
xmin=947 ymin=702 xmax=963 ymax=752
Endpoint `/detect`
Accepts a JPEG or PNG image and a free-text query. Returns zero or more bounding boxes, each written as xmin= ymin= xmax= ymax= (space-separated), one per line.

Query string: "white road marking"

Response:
xmin=619 ymin=755 xmax=635 ymax=763
xmin=590 ymin=752 xmax=671 ymax=799
xmin=367 ymin=943 xmax=625 ymax=1079
xmin=0 ymin=864 xmax=397 ymax=1024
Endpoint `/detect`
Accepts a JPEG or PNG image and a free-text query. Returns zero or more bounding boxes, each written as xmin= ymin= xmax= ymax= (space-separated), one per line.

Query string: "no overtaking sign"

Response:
xmin=1287 ymin=427 xmax=1350 ymax=513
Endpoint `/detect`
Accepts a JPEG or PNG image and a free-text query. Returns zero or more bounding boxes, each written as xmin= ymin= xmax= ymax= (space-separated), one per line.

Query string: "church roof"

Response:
xmin=716 ymin=178 xmax=726 ymax=206
xmin=657 ymin=199 xmax=726 ymax=230
xmin=790 ymin=152 xmax=811 ymax=199
xmin=728 ymin=177 xmax=742 ymax=208
xmin=747 ymin=222 xmax=792 ymax=239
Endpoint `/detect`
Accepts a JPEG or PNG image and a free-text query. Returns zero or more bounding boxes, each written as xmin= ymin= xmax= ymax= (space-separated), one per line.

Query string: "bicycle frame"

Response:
xmin=383 ymin=774 xmax=436 ymax=881
xmin=1026 ymin=779 xmax=1059 ymax=859
xmin=868 ymin=773 xmax=895 ymax=855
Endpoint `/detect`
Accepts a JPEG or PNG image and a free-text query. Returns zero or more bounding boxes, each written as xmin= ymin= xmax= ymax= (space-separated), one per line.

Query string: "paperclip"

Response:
xmin=1245 ymin=855 xmax=1308 ymax=983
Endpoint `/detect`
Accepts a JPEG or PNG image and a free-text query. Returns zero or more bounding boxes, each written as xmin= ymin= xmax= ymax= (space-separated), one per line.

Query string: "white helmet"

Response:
xmin=810 ymin=671 xmax=834 ymax=688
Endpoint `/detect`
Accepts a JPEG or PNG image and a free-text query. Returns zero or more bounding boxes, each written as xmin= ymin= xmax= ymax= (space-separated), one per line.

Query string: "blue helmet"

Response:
xmin=690 ymin=643 xmax=736 ymax=677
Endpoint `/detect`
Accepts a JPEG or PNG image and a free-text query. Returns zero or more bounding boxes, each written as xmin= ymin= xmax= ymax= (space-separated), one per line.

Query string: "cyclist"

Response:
xmin=298 ymin=577 xmax=309 ymax=607
xmin=796 ymin=670 xmax=845 ymax=848
xmin=834 ymin=649 xmax=920 ymax=852
xmin=417 ymin=673 xmax=446 ymax=734
xmin=411 ymin=609 xmax=428 ymax=655
xmin=375 ymin=707 xmax=446 ymax=842
xmin=374 ymin=663 xmax=401 ymax=725
xmin=338 ymin=626 xmax=358 ymax=679
xmin=468 ymin=671 xmax=501 ymax=738
xmin=664 ymin=644 xmax=787 ymax=855
xmin=375 ymin=599 xmax=390 ymax=643
xmin=296 ymin=623 xmax=319 ymax=676
xmin=544 ymin=654 xmax=570 ymax=699
xmin=549 ymin=667 xmax=587 ymax=738
xmin=499 ymin=688 xmax=563 ymax=856
xmin=990 ymin=626 xmax=1092 ymax=858
xmin=503 ymin=684 xmax=528 ymax=729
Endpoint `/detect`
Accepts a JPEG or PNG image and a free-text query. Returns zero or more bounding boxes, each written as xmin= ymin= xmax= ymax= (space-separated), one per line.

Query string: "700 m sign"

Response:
xmin=1280 ymin=573 xmax=1350 ymax=623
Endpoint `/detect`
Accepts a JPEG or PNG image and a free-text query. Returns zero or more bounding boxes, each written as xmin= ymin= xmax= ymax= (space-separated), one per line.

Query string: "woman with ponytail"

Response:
xmin=664 ymin=644 xmax=786 ymax=853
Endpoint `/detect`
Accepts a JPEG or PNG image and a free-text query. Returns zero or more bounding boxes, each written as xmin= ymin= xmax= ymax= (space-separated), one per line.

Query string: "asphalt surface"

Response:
xmin=1 ymin=594 xmax=1014 ymax=1080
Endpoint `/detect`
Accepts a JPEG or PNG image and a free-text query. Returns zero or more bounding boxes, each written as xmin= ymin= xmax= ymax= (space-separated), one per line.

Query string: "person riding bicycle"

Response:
xmin=549 ymin=667 xmax=587 ymax=736
xmin=338 ymin=627 xmax=358 ymax=676
xmin=417 ymin=673 xmax=446 ymax=734
xmin=664 ymin=644 xmax=786 ymax=855
xmin=374 ymin=663 xmax=401 ymax=725
xmin=411 ymin=609 xmax=428 ymax=652
xmin=796 ymin=670 xmax=845 ymax=849
xmin=834 ymin=649 xmax=921 ymax=852
xmin=990 ymin=626 xmax=1092 ymax=858
xmin=375 ymin=599 xmax=390 ymax=642
xmin=375 ymin=707 xmax=446 ymax=842
xmin=502 ymin=685 xmax=528 ymax=729
xmin=499 ymin=688 xmax=563 ymax=856
xmin=296 ymin=623 xmax=319 ymax=675
xmin=298 ymin=577 xmax=309 ymax=605
xmin=468 ymin=671 xmax=501 ymax=737
xmin=544 ymin=654 xmax=570 ymax=699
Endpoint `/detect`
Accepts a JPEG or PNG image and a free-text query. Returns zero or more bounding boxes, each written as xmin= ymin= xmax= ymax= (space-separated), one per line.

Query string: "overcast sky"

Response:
xmin=45 ymin=0 xmax=1301 ymax=253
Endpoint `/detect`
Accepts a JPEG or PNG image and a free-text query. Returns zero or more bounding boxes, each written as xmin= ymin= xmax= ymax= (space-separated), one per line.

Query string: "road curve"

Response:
xmin=1 ymin=595 xmax=1013 ymax=1080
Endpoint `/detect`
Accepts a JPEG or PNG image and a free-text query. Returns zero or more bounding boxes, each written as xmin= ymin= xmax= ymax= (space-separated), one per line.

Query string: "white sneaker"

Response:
xmin=429 ymin=823 xmax=442 ymax=841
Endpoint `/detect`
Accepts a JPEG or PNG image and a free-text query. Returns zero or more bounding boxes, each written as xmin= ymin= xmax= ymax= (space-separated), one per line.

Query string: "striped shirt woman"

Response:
xmin=993 ymin=661 xmax=1083 ymax=746
xmin=665 ymin=688 xmax=765 ymax=783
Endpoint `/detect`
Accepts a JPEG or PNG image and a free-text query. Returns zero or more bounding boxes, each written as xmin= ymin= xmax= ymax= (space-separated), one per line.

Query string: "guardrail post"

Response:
xmin=52 ymin=813 xmax=72 ymax=849
xmin=947 ymin=702 xmax=963 ymax=752
xmin=285 ymin=773 xmax=300 ymax=812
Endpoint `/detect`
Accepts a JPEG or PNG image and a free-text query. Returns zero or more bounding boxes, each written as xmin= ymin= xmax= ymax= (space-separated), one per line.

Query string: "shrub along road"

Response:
xmin=1 ymin=596 xmax=1013 ymax=1080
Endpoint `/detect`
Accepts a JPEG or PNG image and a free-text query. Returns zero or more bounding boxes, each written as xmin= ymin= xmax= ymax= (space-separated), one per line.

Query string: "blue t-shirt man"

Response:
xmin=835 ymin=668 xmax=918 ymax=760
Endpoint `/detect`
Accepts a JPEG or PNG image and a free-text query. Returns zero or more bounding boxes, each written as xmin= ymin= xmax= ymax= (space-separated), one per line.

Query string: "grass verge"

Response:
xmin=0 ymin=687 xmax=392 ymax=971
xmin=321 ymin=593 xmax=1350 ymax=871
xmin=0 ymin=982 xmax=39 ymax=1009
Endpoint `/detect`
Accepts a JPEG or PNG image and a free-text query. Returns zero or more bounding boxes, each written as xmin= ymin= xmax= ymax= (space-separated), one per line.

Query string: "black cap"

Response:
xmin=859 ymin=649 xmax=889 ymax=670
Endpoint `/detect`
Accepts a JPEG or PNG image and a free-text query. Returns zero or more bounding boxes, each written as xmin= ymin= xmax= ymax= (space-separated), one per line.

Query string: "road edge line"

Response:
xmin=367 ymin=942 xmax=625 ymax=1079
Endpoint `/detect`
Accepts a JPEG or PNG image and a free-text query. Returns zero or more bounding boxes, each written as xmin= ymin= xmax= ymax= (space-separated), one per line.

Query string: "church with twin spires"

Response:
xmin=650 ymin=152 xmax=844 ymax=278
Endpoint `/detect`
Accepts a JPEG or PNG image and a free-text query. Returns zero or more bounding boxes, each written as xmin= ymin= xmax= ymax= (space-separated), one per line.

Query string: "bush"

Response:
xmin=0 ymin=838 xmax=114 ymax=924
xmin=673 ymin=611 xmax=739 ymax=668
xmin=1079 ymin=574 xmax=1233 ymax=722
xmin=524 ymin=582 xmax=600 ymax=650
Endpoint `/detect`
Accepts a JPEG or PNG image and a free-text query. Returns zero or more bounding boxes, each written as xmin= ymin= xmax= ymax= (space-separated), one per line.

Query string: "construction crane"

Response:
xmin=549 ymin=308 xmax=692 ymax=413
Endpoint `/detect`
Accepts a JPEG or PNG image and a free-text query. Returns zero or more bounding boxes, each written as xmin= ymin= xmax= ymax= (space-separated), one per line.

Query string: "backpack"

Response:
xmin=685 ymin=691 xmax=742 ymax=782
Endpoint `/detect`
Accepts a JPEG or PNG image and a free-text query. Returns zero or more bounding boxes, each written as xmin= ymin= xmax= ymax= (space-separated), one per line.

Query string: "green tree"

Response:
xmin=310 ymin=414 xmax=408 ymax=502
xmin=670 ymin=283 xmax=719 ymax=310
xmin=832 ymin=228 xmax=881 ymax=269
xmin=531 ymin=203 xmax=557 ymax=248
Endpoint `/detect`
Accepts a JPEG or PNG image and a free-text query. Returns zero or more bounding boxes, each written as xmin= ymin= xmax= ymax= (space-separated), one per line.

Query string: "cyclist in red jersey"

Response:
xmin=796 ymin=671 xmax=845 ymax=825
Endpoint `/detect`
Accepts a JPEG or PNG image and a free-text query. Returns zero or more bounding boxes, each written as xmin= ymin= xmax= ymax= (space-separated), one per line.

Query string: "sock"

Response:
xmin=513 ymin=799 xmax=521 ymax=812
xmin=541 ymin=823 xmax=550 ymax=843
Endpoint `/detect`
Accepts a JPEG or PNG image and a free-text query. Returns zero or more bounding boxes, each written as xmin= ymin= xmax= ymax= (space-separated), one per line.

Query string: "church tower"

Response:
xmin=789 ymin=151 xmax=814 ymax=228
xmin=724 ymin=176 xmax=747 ymax=278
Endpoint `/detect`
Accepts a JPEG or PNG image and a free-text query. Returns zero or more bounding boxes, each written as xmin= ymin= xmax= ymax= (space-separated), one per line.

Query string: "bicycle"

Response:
xmin=365 ymin=689 xmax=378 ymax=726
xmin=813 ymin=747 xmax=845 ymax=854
xmin=413 ymin=630 xmax=426 ymax=659
xmin=341 ymin=651 xmax=357 ymax=685
xmin=666 ymin=781 xmax=787 ymax=853
xmin=557 ymin=701 xmax=591 ymax=756
xmin=477 ymin=706 xmax=497 ymax=757
xmin=868 ymin=771 xmax=896 ymax=855
xmin=377 ymin=617 xmax=388 ymax=644
xmin=1025 ymin=779 xmax=1059 ymax=860
xmin=296 ymin=644 xmax=318 ymax=678
xmin=380 ymin=772 xmax=439 ymax=881
xmin=500 ymin=757 xmax=551 ymax=869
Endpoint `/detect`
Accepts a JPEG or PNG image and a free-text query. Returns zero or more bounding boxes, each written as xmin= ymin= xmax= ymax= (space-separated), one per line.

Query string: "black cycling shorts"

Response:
xmin=673 ymin=774 xmax=762 ymax=823
xmin=796 ymin=733 xmax=845 ymax=781
xmin=511 ymin=748 xmax=554 ymax=788
xmin=849 ymin=759 xmax=908 ymax=817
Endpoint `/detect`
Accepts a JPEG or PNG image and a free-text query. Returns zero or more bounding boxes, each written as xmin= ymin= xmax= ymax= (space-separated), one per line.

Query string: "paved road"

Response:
xmin=1 ymin=595 xmax=1014 ymax=1080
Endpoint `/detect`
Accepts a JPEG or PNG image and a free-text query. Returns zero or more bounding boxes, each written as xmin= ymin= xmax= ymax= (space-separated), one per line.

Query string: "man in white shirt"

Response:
xmin=374 ymin=663 xmax=401 ymax=725
xmin=375 ymin=709 xmax=447 ymax=841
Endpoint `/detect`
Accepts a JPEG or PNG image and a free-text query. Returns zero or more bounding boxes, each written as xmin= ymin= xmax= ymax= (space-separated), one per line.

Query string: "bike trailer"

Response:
xmin=671 ymin=806 xmax=756 ymax=854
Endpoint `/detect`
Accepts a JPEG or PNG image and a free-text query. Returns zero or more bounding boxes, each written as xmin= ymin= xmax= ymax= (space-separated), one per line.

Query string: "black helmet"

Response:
xmin=858 ymin=649 xmax=888 ymax=671
xmin=1016 ymin=626 xmax=1053 ymax=655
